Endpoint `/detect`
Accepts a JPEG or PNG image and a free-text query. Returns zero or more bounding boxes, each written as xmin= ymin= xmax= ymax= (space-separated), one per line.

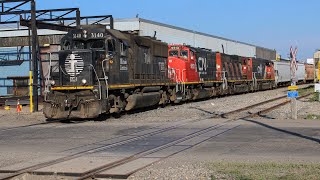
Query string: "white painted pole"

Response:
xmin=290 ymin=47 xmax=298 ymax=120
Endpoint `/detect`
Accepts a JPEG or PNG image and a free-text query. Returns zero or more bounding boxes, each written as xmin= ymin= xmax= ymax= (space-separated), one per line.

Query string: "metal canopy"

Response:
xmin=0 ymin=0 xmax=113 ymax=112
xmin=0 ymin=2 xmax=114 ymax=30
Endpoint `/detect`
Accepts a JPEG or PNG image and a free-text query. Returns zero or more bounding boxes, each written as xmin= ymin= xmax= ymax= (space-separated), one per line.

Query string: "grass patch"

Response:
xmin=297 ymin=86 xmax=314 ymax=97
xmin=308 ymin=92 xmax=320 ymax=102
xmin=305 ymin=114 xmax=320 ymax=120
xmin=208 ymin=162 xmax=320 ymax=180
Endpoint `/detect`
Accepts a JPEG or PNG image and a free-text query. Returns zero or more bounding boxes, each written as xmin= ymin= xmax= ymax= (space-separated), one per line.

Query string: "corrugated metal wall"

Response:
xmin=256 ymin=47 xmax=276 ymax=60
xmin=138 ymin=19 xmax=256 ymax=58
xmin=114 ymin=19 xmax=140 ymax=31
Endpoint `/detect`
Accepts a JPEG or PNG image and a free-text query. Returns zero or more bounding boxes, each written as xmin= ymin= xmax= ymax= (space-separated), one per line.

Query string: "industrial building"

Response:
xmin=0 ymin=18 xmax=276 ymax=59
xmin=113 ymin=18 xmax=276 ymax=60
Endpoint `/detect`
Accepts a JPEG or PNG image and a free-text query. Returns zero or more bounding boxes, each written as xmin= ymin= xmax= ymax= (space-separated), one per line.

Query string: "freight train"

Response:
xmin=43 ymin=25 xmax=314 ymax=119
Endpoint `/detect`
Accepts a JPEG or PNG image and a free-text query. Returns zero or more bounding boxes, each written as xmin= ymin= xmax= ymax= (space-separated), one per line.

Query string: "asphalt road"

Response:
xmin=0 ymin=115 xmax=319 ymax=179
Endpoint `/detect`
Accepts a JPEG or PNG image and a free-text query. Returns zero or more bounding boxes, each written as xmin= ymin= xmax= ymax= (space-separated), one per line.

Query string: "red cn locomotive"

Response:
xmin=168 ymin=44 xmax=275 ymax=99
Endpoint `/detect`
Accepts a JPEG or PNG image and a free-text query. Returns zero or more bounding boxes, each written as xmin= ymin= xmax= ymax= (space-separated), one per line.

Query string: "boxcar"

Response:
xmin=273 ymin=60 xmax=304 ymax=86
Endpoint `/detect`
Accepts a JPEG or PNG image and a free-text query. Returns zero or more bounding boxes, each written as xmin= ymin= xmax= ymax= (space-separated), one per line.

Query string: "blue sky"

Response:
xmin=35 ymin=0 xmax=318 ymax=60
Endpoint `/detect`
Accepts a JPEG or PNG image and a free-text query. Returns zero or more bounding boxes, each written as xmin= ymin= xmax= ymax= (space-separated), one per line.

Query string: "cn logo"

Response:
xmin=198 ymin=57 xmax=207 ymax=71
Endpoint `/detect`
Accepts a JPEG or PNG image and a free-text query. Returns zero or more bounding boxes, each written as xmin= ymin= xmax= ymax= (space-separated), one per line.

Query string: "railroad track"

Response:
xmin=0 ymin=119 xmax=64 ymax=133
xmin=0 ymin=114 xmax=218 ymax=180
xmin=0 ymin=91 xmax=314 ymax=180
xmin=220 ymin=95 xmax=288 ymax=118
xmin=0 ymin=119 xmax=238 ymax=180
xmin=221 ymin=92 xmax=313 ymax=119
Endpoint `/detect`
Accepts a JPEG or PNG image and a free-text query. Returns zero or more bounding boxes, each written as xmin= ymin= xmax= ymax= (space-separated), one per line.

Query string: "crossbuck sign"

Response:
xmin=290 ymin=46 xmax=298 ymax=85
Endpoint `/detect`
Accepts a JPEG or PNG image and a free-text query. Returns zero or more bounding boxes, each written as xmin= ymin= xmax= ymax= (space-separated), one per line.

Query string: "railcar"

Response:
xmin=305 ymin=64 xmax=315 ymax=82
xmin=273 ymin=60 xmax=306 ymax=86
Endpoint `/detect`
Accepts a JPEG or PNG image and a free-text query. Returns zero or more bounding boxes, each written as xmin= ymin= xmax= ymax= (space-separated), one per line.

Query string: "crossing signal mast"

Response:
xmin=290 ymin=46 xmax=298 ymax=86
xmin=288 ymin=46 xmax=298 ymax=120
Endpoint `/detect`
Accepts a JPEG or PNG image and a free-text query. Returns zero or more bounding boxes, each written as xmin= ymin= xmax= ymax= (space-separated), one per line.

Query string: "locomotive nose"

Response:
xmin=59 ymin=50 xmax=93 ymax=86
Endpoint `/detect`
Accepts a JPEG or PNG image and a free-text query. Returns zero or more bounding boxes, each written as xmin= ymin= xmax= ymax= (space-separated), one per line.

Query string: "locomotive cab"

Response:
xmin=168 ymin=45 xmax=199 ymax=82
xmin=265 ymin=62 xmax=275 ymax=80
xmin=44 ymin=25 xmax=112 ymax=119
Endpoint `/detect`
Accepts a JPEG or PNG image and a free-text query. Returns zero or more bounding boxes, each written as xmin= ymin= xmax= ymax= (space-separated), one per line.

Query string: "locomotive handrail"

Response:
xmin=214 ymin=71 xmax=228 ymax=90
xmin=252 ymin=72 xmax=258 ymax=89
xmin=181 ymin=69 xmax=186 ymax=94
xmin=181 ymin=69 xmax=187 ymax=82
xmin=89 ymin=64 xmax=102 ymax=100
xmin=221 ymin=71 xmax=228 ymax=90
xmin=101 ymin=59 xmax=109 ymax=98
xmin=59 ymin=66 xmax=69 ymax=76
xmin=44 ymin=52 xmax=52 ymax=101
xmin=175 ymin=69 xmax=181 ymax=82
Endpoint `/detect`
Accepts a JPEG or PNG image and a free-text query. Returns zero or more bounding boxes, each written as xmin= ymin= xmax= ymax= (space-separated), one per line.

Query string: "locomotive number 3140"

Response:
xmin=91 ymin=33 xmax=104 ymax=38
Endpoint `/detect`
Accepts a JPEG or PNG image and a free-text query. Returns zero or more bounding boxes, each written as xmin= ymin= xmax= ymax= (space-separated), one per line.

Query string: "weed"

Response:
xmin=207 ymin=162 xmax=320 ymax=180
xmin=305 ymin=114 xmax=320 ymax=120
xmin=308 ymin=92 xmax=320 ymax=102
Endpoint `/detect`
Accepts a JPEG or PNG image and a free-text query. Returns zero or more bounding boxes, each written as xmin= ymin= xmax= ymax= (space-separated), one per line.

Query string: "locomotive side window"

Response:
xmin=180 ymin=50 xmax=188 ymax=59
xmin=120 ymin=42 xmax=128 ymax=56
xmin=91 ymin=40 xmax=105 ymax=49
xmin=107 ymin=39 xmax=116 ymax=55
xmin=62 ymin=40 xmax=71 ymax=50
xmin=243 ymin=58 xmax=247 ymax=65
xmin=169 ymin=50 xmax=178 ymax=57
xmin=190 ymin=51 xmax=195 ymax=60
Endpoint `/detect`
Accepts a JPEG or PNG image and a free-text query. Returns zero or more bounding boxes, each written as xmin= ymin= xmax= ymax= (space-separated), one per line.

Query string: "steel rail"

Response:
xmin=220 ymin=95 xmax=287 ymax=118
xmin=245 ymin=92 xmax=313 ymax=118
xmin=77 ymin=122 xmax=239 ymax=180
xmin=0 ymin=119 xmax=64 ymax=132
xmin=221 ymin=86 xmax=313 ymax=118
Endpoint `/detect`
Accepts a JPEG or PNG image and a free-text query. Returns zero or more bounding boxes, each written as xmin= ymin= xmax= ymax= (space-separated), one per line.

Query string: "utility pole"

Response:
xmin=31 ymin=0 xmax=38 ymax=112
xmin=76 ymin=9 xmax=81 ymax=28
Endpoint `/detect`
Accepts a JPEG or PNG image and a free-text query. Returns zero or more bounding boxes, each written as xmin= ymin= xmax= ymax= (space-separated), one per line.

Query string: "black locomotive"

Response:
xmin=44 ymin=25 xmax=169 ymax=119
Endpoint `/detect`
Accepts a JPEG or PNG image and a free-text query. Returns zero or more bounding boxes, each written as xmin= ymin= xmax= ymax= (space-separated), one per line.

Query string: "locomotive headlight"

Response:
xmin=81 ymin=78 xmax=87 ymax=85
xmin=50 ymin=80 xmax=55 ymax=86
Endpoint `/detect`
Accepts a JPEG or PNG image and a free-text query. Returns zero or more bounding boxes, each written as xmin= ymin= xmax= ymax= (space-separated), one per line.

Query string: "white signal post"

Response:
xmin=315 ymin=61 xmax=320 ymax=101
xmin=289 ymin=46 xmax=298 ymax=120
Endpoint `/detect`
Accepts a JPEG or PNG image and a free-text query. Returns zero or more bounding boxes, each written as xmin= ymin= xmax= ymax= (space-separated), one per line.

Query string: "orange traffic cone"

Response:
xmin=16 ymin=99 xmax=21 ymax=114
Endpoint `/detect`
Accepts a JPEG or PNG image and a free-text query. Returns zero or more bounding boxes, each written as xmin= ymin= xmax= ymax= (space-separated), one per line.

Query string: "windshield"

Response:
xmin=91 ymin=40 xmax=105 ymax=49
xmin=74 ymin=41 xmax=86 ymax=49
xmin=169 ymin=50 xmax=178 ymax=57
